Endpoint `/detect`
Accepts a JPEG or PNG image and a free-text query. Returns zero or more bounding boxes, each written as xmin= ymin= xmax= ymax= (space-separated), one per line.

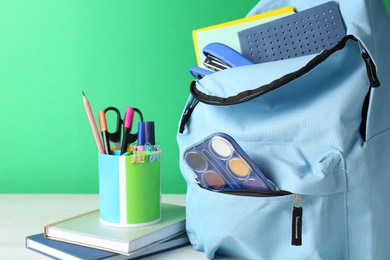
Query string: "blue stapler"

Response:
xmin=189 ymin=66 xmax=213 ymax=80
xmin=203 ymin=42 xmax=253 ymax=71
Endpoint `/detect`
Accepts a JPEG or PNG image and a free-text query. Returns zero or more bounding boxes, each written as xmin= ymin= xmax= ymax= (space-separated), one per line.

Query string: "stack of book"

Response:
xmin=26 ymin=203 xmax=189 ymax=259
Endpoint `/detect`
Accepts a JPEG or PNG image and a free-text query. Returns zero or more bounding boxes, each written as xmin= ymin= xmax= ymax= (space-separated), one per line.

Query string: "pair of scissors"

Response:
xmin=98 ymin=106 xmax=144 ymax=155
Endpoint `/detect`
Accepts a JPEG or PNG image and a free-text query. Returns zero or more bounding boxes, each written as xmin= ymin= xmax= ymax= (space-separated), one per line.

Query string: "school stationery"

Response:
xmin=238 ymin=1 xmax=346 ymax=63
xmin=100 ymin=106 xmax=144 ymax=155
xmin=82 ymin=91 xmax=104 ymax=153
xmin=202 ymin=43 xmax=254 ymax=72
xmin=178 ymin=0 xmax=390 ymax=259
xmin=184 ymin=133 xmax=276 ymax=191
xmin=44 ymin=204 xmax=186 ymax=256
xmin=138 ymin=121 xmax=155 ymax=146
xmin=26 ymin=232 xmax=190 ymax=260
xmin=193 ymin=6 xmax=295 ymax=68
xmin=189 ymin=66 xmax=213 ymax=80
xmin=121 ymin=106 xmax=135 ymax=154
xmin=98 ymin=110 xmax=111 ymax=155
xmin=189 ymin=38 xmax=257 ymax=84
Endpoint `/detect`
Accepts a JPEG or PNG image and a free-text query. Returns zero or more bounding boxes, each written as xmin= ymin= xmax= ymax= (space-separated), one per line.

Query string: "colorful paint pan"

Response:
xmin=183 ymin=132 xmax=277 ymax=191
xmin=202 ymin=171 xmax=225 ymax=189
xmin=185 ymin=151 xmax=208 ymax=172
xmin=228 ymin=158 xmax=251 ymax=179
xmin=244 ymin=178 xmax=269 ymax=190
xmin=210 ymin=136 xmax=234 ymax=158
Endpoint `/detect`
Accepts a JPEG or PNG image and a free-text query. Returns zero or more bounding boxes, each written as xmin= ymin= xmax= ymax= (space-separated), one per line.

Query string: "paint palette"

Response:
xmin=184 ymin=133 xmax=277 ymax=191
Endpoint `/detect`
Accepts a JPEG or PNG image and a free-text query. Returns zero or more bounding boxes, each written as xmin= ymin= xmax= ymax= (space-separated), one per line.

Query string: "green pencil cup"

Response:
xmin=98 ymin=150 xmax=161 ymax=227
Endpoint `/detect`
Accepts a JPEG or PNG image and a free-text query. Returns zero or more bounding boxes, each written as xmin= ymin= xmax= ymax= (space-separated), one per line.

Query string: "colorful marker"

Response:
xmin=120 ymin=106 xmax=135 ymax=155
xmin=98 ymin=111 xmax=111 ymax=155
xmin=138 ymin=121 xmax=155 ymax=145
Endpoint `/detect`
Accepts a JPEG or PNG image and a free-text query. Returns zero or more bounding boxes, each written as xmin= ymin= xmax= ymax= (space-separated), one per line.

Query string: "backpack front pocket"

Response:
xmin=185 ymin=144 xmax=348 ymax=260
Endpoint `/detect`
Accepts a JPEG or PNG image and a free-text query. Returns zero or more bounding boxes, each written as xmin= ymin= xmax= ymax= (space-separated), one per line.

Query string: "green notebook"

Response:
xmin=44 ymin=203 xmax=186 ymax=255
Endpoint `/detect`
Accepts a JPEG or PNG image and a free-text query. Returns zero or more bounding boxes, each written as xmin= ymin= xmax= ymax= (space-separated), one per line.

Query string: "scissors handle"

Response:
xmin=133 ymin=108 xmax=144 ymax=122
xmin=103 ymin=106 xmax=123 ymax=146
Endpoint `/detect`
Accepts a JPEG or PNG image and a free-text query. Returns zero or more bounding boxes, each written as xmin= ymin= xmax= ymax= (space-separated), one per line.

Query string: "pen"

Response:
xmin=82 ymin=91 xmax=104 ymax=154
xmin=120 ymin=106 xmax=135 ymax=155
xmin=98 ymin=111 xmax=111 ymax=154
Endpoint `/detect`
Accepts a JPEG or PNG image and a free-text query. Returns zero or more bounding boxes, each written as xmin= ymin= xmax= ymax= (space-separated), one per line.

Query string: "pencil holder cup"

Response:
xmin=98 ymin=150 xmax=161 ymax=227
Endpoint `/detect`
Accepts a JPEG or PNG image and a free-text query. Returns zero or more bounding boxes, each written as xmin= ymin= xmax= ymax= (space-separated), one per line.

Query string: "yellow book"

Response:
xmin=193 ymin=6 xmax=295 ymax=67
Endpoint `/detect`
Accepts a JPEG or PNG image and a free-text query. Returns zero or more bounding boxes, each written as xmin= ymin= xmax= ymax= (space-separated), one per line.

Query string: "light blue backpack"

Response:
xmin=177 ymin=0 xmax=390 ymax=259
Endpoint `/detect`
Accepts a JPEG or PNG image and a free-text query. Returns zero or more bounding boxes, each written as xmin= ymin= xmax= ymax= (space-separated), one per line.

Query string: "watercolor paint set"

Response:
xmin=183 ymin=133 xmax=277 ymax=191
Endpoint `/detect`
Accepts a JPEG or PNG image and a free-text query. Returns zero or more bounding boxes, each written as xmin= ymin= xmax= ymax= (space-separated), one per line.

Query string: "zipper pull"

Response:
xmin=291 ymin=194 xmax=303 ymax=246
xmin=179 ymin=92 xmax=199 ymax=133
xmin=358 ymin=41 xmax=380 ymax=88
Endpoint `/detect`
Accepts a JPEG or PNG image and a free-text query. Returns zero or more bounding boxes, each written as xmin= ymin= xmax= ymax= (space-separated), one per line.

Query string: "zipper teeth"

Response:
xmin=357 ymin=41 xmax=380 ymax=87
xmin=217 ymin=189 xmax=292 ymax=197
xmin=191 ymin=35 xmax=356 ymax=106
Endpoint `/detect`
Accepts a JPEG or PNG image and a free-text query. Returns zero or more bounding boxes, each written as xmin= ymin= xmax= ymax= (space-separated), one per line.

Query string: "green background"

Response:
xmin=0 ymin=1 xmax=389 ymax=194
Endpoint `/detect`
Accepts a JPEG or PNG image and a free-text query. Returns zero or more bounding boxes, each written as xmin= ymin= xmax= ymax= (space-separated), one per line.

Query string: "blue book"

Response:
xmin=26 ymin=232 xmax=190 ymax=260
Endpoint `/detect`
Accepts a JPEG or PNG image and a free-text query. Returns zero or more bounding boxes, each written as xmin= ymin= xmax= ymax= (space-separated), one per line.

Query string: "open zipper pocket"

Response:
xmin=218 ymin=189 xmax=303 ymax=246
xmin=179 ymin=35 xmax=380 ymax=134
xmin=190 ymin=35 xmax=379 ymax=106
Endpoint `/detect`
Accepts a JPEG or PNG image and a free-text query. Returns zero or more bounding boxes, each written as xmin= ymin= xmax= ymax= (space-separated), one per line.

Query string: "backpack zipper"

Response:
xmin=218 ymin=189 xmax=303 ymax=246
xmin=358 ymin=41 xmax=380 ymax=88
xmin=356 ymin=39 xmax=380 ymax=140
xmin=179 ymin=94 xmax=199 ymax=133
xmin=217 ymin=189 xmax=291 ymax=197
xmin=181 ymin=36 xmax=381 ymax=132
xmin=190 ymin=35 xmax=381 ymax=106
xmin=292 ymin=194 xmax=303 ymax=246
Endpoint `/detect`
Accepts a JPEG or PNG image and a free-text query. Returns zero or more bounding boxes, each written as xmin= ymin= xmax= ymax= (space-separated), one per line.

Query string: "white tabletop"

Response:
xmin=0 ymin=194 xmax=230 ymax=260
